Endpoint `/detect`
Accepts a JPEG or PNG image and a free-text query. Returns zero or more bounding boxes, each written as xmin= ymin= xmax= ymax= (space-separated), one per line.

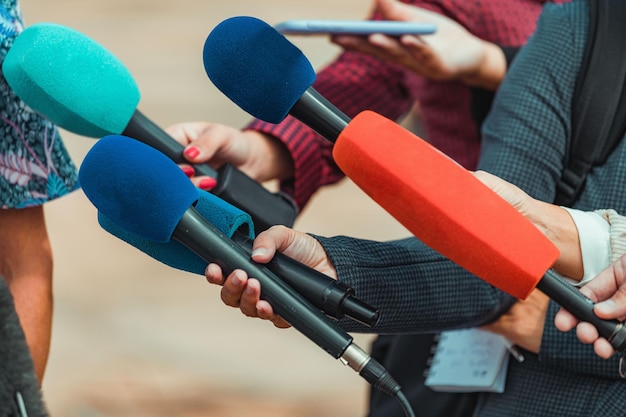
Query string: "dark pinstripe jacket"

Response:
xmin=319 ymin=1 xmax=626 ymax=415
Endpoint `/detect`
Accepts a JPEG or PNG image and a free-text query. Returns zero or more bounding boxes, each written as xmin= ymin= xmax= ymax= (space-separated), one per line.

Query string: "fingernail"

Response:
xmin=181 ymin=166 xmax=195 ymax=177
xmin=251 ymin=247 xmax=268 ymax=258
xmin=184 ymin=146 xmax=200 ymax=159
xmin=205 ymin=264 xmax=217 ymax=281
xmin=198 ymin=178 xmax=217 ymax=190
xmin=596 ymin=299 xmax=616 ymax=313
xmin=230 ymin=274 xmax=240 ymax=286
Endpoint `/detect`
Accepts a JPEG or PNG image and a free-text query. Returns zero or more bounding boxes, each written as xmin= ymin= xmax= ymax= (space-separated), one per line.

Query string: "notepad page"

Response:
xmin=424 ymin=328 xmax=510 ymax=393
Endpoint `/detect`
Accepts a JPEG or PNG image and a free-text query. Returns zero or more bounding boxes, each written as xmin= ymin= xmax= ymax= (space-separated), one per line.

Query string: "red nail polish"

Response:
xmin=198 ymin=178 xmax=217 ymax=190
xmin=184 ymin=146 xmax=200 ymax=159
xmin=181 ymin=166 xmax=195 ymax=177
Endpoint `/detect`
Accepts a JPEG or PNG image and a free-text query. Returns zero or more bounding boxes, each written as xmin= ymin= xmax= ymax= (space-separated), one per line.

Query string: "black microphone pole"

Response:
xmin=289 ymin=88 xmax=350 ymax=143
xmin=538 ymin=270 xmax=626 ymax=350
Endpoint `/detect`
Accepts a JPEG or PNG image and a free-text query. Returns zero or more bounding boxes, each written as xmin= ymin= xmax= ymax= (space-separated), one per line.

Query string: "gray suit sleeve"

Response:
xmin=316 ymin=235 xmax=514 ymax=334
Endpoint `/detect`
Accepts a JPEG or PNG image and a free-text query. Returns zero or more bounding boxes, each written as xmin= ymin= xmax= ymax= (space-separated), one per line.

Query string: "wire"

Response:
xmin=342 ymin=345 xmax=416 ymax=417
xmin=395 ymin=389 xmax=416 ymax=417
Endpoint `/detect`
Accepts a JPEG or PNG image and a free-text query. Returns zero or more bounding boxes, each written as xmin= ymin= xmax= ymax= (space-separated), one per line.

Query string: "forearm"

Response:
xmin=0 ymin=206 xmax=53 ymax=384
xmin=239 ymin=129 xmax=295 ymax=183
xmin=316 ymin=235 xmax=514 ymax=334
xmin=4 ymin=268 xmax=53 ymax=384
xmin=245 ymin=118 xmax=339 ymax=209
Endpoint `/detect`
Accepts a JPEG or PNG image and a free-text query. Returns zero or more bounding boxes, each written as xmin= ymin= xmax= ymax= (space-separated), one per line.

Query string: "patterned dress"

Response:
xmin=0 ymin=0 xmax=79 ymax=208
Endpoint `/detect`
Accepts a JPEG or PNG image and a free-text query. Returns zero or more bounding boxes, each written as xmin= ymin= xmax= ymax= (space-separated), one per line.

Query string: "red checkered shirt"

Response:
xmin=246 ymin=0 xmax=560 ymax=209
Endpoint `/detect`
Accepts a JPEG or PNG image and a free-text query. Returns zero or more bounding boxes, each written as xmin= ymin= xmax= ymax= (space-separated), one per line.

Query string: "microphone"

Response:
xmin=2 ymin=22 xmax=298 ymax=233
xmin=203 ymin=16 xmax=350 ymax=142
xmin=203 ymin=16 xmax=626 ymax=351
xmin=78 ymin=134 xmax=403 ymax=400
xmin=97 ymin=188 xmax=379 ymax=327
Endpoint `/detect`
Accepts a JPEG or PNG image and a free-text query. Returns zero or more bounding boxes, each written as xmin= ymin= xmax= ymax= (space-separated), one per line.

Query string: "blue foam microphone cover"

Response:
xmin=203 ymin=16 xmax=316 ymax=123
xmin=98 ymin=188 xmax=254 ymax=274
xmin=79 ymin=135 xmax=198 ymax=243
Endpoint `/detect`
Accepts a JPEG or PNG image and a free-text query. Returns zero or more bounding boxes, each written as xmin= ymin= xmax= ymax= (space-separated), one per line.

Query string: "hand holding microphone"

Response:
xmin=472 ymin=170 xmax=585 ymax=280
xmin=208 ymin=225 xmax=336 ymax=328
xmin=555 ymin=255 xmax=626 ymax=359
xmin=2 ymin=22 xmax=298 ymax=233
xmin=97 ymin=187 xmax=379 ymax=327
xmin=78 ymin=135 xmax=413 ymax=410
xmin=165 ymin=122 xmax=296 ymax=189
xmin=472 ymin=171 xmax=626 ymax=357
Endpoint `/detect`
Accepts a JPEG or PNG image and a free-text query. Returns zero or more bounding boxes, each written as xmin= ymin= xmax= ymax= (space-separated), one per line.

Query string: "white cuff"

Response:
xmin=562 ymin=207 xmax=611 ymax=286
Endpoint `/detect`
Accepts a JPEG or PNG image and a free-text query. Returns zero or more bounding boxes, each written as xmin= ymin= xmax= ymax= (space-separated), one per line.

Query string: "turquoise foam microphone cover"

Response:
xmin=3 ymin=23 xmax=140 ymax=137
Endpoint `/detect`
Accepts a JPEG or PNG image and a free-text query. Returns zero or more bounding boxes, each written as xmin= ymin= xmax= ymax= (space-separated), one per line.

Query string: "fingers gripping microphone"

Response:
xmin=97 ymin=189 xmax=379 ymax=327
xmin=203 ymin=16 xmax=626 ymax=352
xmin=2 ymin=22 xmax=298 ymax=233
xmin=79 ymin=134 xmax=400 ymax=398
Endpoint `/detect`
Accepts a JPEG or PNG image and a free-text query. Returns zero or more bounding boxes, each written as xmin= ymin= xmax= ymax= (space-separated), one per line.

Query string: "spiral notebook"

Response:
xmin=424 ymin=328 xmax=511 ymax=393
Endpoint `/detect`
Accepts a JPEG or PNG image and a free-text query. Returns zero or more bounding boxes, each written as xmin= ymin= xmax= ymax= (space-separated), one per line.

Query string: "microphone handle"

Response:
xmin=538 ymin=270 xmax=626 ymax=351
xmin=231 ymin=232 xmax=380 ymax=327
xmin=210 ymin=163 xmax=298 ymax=232
xmin=123 ymin=110 xmax=299 ymax=232
xmin=289 ymin=88 xmax=351 ymax=143
xmin=174 ymin=206 xmax=353 ymax=359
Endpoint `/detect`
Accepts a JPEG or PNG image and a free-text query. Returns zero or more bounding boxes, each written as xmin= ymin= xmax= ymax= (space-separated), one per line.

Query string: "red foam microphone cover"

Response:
xmin=333 ymin=110 xmax=560 ymax=300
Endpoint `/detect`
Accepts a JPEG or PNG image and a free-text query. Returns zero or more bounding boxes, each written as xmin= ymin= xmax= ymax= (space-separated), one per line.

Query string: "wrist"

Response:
xmin=242 ymin=130 xmax=294 ymax=182
xmin=532 ymin=202 xmax=584 ymax=279
xmin=461 ymin=42 xmax=507 ymax=91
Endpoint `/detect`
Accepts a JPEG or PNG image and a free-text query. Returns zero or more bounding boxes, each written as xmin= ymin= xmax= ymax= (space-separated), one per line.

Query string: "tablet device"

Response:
xmin=274 ymin=20 xmax=436 ymax=36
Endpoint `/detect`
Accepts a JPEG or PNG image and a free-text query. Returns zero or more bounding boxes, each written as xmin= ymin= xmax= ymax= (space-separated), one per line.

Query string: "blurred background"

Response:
xmin=21 ymin=0 xmax=414 ymax=415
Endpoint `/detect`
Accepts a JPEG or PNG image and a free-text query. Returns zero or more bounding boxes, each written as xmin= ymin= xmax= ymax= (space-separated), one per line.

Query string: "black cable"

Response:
xmin=394 ymin=389 xmax=416 ymax=417
xmin=349 ymin=349 xmax=416 ymax=417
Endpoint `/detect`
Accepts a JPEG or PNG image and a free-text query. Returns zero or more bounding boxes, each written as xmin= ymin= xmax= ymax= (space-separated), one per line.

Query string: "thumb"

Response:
xmin=376 ymin=0 xmax=415 ymax=21
xmin=251 ymin=225 xmax=297 ymax=262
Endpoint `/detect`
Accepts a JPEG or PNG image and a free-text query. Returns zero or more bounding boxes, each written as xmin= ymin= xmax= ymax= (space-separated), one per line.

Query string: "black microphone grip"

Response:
xmin=210 ymin=164 xmax=298 ymax=232
xmin=539 ymin=270 xmax=626 ymax=351
xmin=174 ymin=206 xmax=353 ymax=359
xmin=289 ymin=88 xmax=350 ymax=143
xmin=231 ymin=232 xmax=380 ymax=327
xmin=123 ymin=110 xmax=299 ymax=232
